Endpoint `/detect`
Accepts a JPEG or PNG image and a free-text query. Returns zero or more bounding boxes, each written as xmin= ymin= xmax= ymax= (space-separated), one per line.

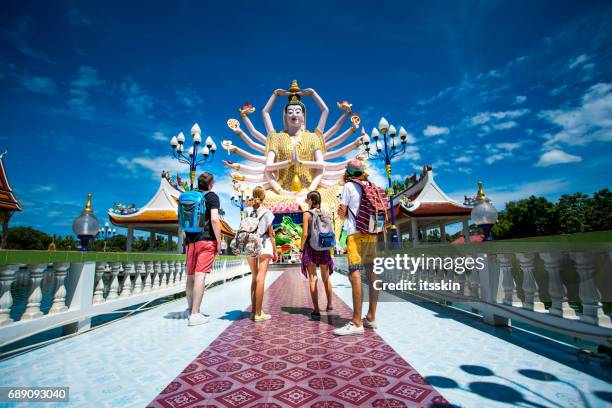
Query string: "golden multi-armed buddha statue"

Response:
xmin=221 ymin=80 xmax=366 ymax=236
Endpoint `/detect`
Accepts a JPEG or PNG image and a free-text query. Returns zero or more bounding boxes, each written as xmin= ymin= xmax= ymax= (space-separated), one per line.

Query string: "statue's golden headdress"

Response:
xmin=284 ymin=79 xmax=306 ymax=113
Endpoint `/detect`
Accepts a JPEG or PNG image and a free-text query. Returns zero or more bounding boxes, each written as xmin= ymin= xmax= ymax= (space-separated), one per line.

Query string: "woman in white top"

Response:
xmin=247 ymin=186 xmax=277 ymax=322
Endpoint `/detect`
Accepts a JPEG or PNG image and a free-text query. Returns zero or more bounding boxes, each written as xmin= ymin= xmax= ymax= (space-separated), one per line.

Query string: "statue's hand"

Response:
xmin=274 ymin=89 xmax=290 ymax=96
xmin=337 ymin=100 xmax=352 ymax=113
xmin=222 ymin=160 xmax=234 ymax=168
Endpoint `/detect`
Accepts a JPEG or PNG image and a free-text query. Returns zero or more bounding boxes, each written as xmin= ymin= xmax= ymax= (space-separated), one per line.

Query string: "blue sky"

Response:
xmin=1 ymin=1 xmax=611 ymax=237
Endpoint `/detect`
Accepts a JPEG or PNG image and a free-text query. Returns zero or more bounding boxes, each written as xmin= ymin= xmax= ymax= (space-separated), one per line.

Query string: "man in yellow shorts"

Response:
xmin=334 ymin=159 xmax=379 ymax=336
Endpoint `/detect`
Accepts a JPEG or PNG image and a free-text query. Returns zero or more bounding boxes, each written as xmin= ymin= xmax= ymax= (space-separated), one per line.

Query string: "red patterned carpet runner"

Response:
xmin=148 ymin=268 xmax=449 ymax=408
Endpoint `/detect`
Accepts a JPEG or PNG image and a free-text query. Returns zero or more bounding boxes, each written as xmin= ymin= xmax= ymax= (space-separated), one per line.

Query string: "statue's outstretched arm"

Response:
xmin=324 ymin=138 xmax=362 ymax=160
xmin=324 ymin=168 xmax=346 ymax=177
xmin=229 ymin=146 xmax=266 ymax=164
xmin=232 ymin=129 xmax=265 ymax=153
xmin=300 ymin=157 xmax=351 ymax=171
xmin=263 ymin=89 xmax=288 ymax=134
xmin=223 ymin=160 xmax=265 ymax=174
xmin=231 ymin=172 xmax=266 ymax=183
xmin=326 ymin=123 xmax=358 ymax=149
xmin=241 ymin=115 xmax=267 ymax=143
xmin=323 ymin=111 xmax=350 ymax=140
xmin=320 ymin=177 xmax=343 ymax=187
xmin=303 ymin=88 xmax=329 ymax=133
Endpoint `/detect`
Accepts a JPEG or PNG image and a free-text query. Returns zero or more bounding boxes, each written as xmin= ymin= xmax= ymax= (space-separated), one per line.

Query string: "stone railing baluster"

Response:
xmin=143 ymin=261 xmax=153 ymax=292
xmin=49 ymin=263 xmax=70 ymax=314
xmin=516 ymin=253 xmax=545 ymax=312
xmin=0 ymin=264 xmax=19 ymax=326
xmin=160 ymin=261 xmax=169 ymax=289
xmin=93 ymin=262 xmax=107 ymax=304
xmin=153 ymin=261 xmax=161 ymax=290
xmin=133 ymin=262 xmax=145 ymax=295
xmin=571 ymin=252 xmax=611 ymax=327
xmin=108 ymin=262 xmax=122 ymax=300
xmin=120 ymin=262 xmax=134 ymax=298
xmin=176 ymin=261 xmax=182 ymax=285
xmin=540 ymin=252 xmax=576 ymax=319
xmin=21 ymin=264 xmax=48 ymax=320
xmin=497 ymin=254 xmax=522 ymax=307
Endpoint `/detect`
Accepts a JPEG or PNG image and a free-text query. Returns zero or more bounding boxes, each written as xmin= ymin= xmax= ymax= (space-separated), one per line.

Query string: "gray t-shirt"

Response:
xmin=247 ymin=207 xmax=275 ymax=239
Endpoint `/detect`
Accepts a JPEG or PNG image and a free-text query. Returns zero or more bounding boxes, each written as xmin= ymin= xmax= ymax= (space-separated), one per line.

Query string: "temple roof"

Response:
xmin=109 ymin=177 xmax=180 ymax=226
xmin=0 ymin=154 xmax=22 ymax=212
xmin=393 ymin=168 xmax=471 ymax=218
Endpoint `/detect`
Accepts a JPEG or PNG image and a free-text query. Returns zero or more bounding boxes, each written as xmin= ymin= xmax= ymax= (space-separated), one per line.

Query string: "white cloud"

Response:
xmin=423 ymin=125 xmax=450 ymax=137
xmin=485 ymin=154 xmax=505 ymax=164
xmin=454 ymin=156 xmax=470 ymax=163
xmin=121 ymin=77 xmax=154 ymax=116
xmin=549 ymin=85 xmax=567 ymax=96
xmin=540 ymin=83 xmax=612 ymax=147
xmin=31 ymin=184 xmax=54 ymax=193
xmin=491 ymin=121 xmax=518 ymax=130
xmin=152 ymin=131 xmax=167 ymax=142
xmin=470 ymin=109 xmax=529 ymax=126
xmin=535 ymin=149 xmax=582 ymax=167
xmin=68 ymin=66 xmax=104 ymax=112
xmin=4 ymin=17 xmax=54 ymax=64
xmin=515 ymin=95 xmax=527 ymax=104
xmin=449 ymin=178 xmax=569 ymax=208
xmin=568 ymin=54 xmax=589 ymax=70
xmin=118 ymin=155 xmax=185 ymax=179
xmin=18 ymin=75 xmax=56 ymax=94
xmin=483 ymin=142 xmax=523 ymax=165
xmin=363 ymin=161 xmax=387 ymax=187
xmin=176 ymin=89 xmax=203 ymax=110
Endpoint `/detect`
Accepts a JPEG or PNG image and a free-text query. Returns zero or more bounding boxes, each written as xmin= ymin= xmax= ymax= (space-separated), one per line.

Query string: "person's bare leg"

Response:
xmin=320 ymin=265 xmax=333 ymax=309
xmin=254 ymin=256 xmax=270 ymax=315
xmin=247 ymin=256 xmax=258 ymax=318
xmin=365 ymin=267 xmax=379 ymax=322
xmin=191 ymin=272 xmax=206 ymax=315
xmin=186 ymin=274 xmax=194 ymax=310
xmin=348 ymin=270 xmax=362 ymax=326
xmin=307 ymin=264 xmax=319 ymax=313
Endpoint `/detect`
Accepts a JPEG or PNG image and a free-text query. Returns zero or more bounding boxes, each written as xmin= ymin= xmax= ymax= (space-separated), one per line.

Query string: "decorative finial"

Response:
xmin=289 ymin=79 xmax=300 ymax=93
xmin=290 ymin=95 xmax=300 ymax=102
xmin=84 ymin=193 xmax=93 ymax=212
xmin=476 ymin=180 xmax=486 ymax=201
xmin=0 ymin=149 xmax=7 ymax=160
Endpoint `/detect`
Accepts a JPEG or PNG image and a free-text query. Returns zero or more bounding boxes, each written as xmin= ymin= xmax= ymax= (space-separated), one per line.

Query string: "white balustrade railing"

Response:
xmin=333 ymin=242 xmax=612 ymax=347
xmin=0 ymin=255 xmax=249 ymax=347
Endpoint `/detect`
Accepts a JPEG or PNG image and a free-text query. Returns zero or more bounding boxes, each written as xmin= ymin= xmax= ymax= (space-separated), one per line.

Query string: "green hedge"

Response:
xmin=0 ymin=251 xmax=243 ymax=265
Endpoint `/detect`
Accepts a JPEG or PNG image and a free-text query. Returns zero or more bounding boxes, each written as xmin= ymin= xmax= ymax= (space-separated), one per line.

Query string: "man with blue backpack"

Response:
xmin=178 ymin=172 xmax=222 ymax=326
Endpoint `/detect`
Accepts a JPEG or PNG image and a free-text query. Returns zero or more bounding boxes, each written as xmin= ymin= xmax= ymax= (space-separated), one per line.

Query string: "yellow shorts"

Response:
xmin=346 ymin=232 xmax=376 ymax=271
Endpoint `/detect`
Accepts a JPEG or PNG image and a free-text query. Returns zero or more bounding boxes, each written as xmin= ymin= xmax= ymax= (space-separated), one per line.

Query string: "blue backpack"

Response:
xmin=178 ymin=191 xmax=207 ymax=234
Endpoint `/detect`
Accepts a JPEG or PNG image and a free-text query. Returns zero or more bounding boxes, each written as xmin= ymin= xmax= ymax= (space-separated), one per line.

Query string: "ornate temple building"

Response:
xmin=0 ymin=151 xmax=22 ymax=249
xmin=387 ymin=165 xmax=473 ymax=248
xmin=109 ymin=173 xmax=234 ymax=252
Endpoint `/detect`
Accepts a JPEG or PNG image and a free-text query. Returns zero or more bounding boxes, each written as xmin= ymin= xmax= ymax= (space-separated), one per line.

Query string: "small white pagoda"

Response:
xmin=384 ymin=165 xmax=473 ymax=248
xmin=109 ymin=173 xmax=234 ymax=252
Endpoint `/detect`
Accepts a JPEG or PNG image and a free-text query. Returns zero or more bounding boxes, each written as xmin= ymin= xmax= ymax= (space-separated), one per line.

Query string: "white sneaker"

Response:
xmin=363 ymin=317 xmax=378 ymax=329
xmin=333 ymin=322 xmax=364 ymax=336
xmin=188 ymin=313 xmax=211 ymax=326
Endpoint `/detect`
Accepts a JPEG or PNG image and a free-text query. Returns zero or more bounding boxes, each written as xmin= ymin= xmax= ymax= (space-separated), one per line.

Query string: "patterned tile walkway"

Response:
xmin=148 ymin=268 xmax=449 ymax=408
